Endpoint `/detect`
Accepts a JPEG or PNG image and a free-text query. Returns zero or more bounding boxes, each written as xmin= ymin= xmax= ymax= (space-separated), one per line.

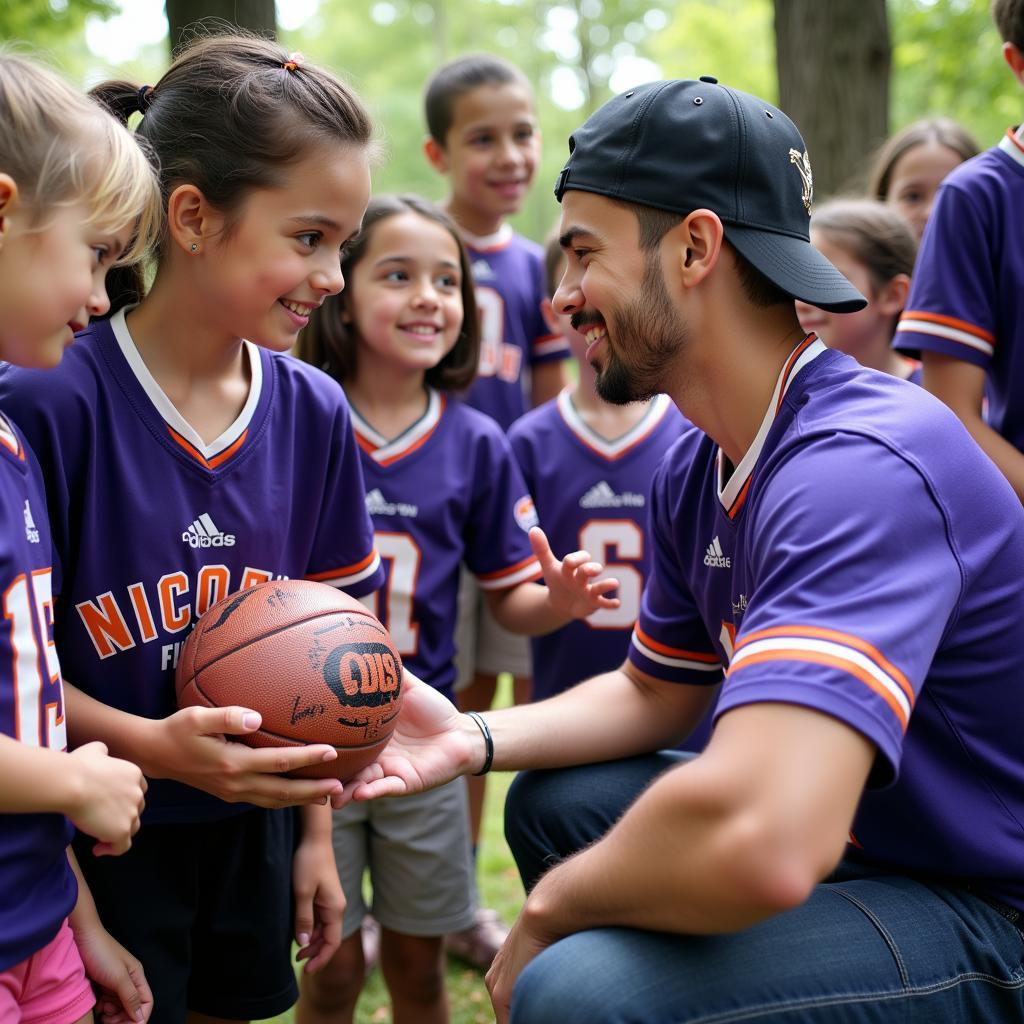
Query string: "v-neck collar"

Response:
xmin=717 ymin=335 xmax=825 ymax=520
xmin=110 ymin=308 xmax=262 ymax=468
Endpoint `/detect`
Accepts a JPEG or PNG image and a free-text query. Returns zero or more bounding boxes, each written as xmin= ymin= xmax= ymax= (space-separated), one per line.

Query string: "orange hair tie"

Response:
xmin=283 ymin=52 xmax=303 ymax=72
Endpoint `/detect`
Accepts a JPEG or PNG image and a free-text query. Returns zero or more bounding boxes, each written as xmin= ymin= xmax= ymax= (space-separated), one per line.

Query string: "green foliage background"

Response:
xmin=1 ymin=0 xmax=1018 ymax=242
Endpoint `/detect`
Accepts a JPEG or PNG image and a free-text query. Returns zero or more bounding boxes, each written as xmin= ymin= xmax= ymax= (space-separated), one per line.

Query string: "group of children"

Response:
xmin=2 ymin=3 xmax=1024 ymax=1022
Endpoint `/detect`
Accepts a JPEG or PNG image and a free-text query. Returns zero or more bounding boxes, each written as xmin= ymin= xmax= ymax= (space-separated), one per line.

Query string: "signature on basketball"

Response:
xmin=290 ymin=694 xmax=326 ymax=725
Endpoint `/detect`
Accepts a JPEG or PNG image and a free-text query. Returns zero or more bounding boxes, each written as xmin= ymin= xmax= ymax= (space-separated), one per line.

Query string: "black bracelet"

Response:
xmin=466 ymin=711 xmax=494 ymax=776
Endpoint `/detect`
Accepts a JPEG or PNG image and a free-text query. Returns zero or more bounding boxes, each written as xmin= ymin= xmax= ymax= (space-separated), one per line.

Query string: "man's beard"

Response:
xmin=594 ymin=255 xmax=684 ymax=405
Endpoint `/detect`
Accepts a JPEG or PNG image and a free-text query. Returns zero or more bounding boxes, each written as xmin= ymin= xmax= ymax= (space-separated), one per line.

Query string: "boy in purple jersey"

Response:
xmin=0 ymin=39 xmax=387 ymax=1024
xmin=423 ymin=53 xmax=572 ymax=965
xmin=294 ymin=195 xmax=617 ymax=1024
xmin=0 ymin=55 xmax=155 ymax=1024
xmin=509 ymin=234 xmax=692 ymax=707
xmin=894 ymin=0 xmax=1024 ymax=499
xmin=345 ymin=78 xmax=1024 ymax=1024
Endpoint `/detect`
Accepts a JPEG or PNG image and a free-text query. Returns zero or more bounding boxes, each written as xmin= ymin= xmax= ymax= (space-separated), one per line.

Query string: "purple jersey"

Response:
xmin=462 ymin=226 xmax=569 ymax=431
xmin=509 ymin=390 xmax=687 ymax=700
xmin=350 ymin=390 xmax=541 ymax=703
xmin=630 ymin=336 xmax=1024 ymax=910
xmin=0 ymin=415 xmax=76 ymax=971
xmin=894 ymin=130 xmax=1024 ymax=449
xmin=0 ymin=311 xmax=384 ymax=824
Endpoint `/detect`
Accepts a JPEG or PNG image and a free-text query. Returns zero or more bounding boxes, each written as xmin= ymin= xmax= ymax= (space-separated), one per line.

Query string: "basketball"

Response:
xmin=175 ymin=579 xmax=403 ymax=781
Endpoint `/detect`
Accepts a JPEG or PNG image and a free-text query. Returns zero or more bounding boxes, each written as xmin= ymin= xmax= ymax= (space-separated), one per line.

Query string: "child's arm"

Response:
xmin=61 ymin=680 xmax=347 ymax=809
xmin=292 ymin=804 xmax=345 ymax=974
xmin=531 ymin=361 xmax=570 ymax=408
xmin=922 ymin=353 xmax=1024 ymax=502
xmin=484 ymin=526 xmax=620 ymax=636
xmin=67 ymin=849 xmax=152 ymax=1024
xmin=0 ymin=733 xmax=144 ymax=855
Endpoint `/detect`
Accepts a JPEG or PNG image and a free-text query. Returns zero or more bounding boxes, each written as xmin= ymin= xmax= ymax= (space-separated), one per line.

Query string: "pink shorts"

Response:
xmin=0 ymin=920 xmax=95 ymax=1024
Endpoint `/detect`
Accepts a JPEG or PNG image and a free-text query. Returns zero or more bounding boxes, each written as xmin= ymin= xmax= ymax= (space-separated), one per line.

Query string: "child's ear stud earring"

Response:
xmin=190 ymin=243 xmax=199 ymax=252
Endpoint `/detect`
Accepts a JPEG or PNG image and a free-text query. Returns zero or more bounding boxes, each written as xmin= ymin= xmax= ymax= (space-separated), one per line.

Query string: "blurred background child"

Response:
xmin=868 ymin=116 xmax=979 ymax=241
xmin=797 ymin=199 xmax=919 ymax=380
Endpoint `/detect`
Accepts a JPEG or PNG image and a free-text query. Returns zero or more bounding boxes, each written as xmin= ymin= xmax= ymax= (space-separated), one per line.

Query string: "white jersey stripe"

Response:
xmin=896 ymin=319 xmax=994 ymax=357
xmin=631 ymin=633 xmax=723 ymax=672
xmin=729 ymin=635 xmax=911 ymax=722
xmin=477 ymin=559 xmax=542 ymax=591
xmin=314 ymin=551 xmax=382 ymax=589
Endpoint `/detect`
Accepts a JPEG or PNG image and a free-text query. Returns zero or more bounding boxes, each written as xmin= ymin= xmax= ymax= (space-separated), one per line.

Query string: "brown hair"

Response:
xmin=296 ymin=194 xmax=480 ymax=392
xmin=424 ymin=53 xmax=533 ymax=145
xmin=868 ymin=118 xmax=979 ymax=202
xmin=91 ymin=32 xmax=374 ymax=312
xmin=993 ymin=0 xmax=1024 ymax=48
xmin=543 ymin=228 xmax=564 ymax=299
xmin=811 ymin=199 xmax=916 ymax=294
xmin=0 ymin=52 xmax=159 ymax=263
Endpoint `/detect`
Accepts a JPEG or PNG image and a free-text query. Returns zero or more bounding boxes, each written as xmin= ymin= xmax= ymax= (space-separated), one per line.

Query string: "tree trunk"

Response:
xmin=774 ymin=0 xmax=889 ymax=200
xmin=166 ymin=0 xmax=276 ymax=56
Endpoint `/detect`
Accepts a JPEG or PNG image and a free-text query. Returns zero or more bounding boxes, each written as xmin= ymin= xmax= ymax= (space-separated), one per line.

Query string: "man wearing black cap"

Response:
xmin=346 ymin=80 xmax=1024 ymax=1023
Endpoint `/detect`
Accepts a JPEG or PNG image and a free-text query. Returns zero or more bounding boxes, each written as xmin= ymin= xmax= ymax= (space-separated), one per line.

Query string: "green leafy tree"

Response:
xmin=285 ymin=0 xmax=670 ymax=240
xmin=0 ymin=0 xmax=117 ymax=45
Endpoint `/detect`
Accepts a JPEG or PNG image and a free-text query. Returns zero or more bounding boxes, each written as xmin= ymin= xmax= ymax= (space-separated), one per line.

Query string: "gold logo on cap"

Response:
xmin=788 ymin=148 xmax=813 ymax=214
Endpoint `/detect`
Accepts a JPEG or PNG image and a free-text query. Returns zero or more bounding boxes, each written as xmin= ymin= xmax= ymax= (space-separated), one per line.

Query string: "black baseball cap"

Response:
xmin=554 ymin=78 xmax=866 ymax=313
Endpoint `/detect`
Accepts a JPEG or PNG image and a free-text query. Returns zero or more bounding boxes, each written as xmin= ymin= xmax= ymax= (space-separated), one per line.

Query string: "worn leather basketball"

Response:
xmin=175 ymin=579 xmax=403 ymax=781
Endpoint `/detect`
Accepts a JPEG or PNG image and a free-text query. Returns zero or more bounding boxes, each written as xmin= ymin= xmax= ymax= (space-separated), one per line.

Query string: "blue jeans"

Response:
xmin=504 ymin=755 xmax=1024 ymax=1023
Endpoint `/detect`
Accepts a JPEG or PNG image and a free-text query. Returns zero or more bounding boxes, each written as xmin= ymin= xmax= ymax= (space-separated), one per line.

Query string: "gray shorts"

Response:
xmin=453 ymin=567 xmax=532 ymax=691
xmin=332 ymin=777 xmax=477 ymax=939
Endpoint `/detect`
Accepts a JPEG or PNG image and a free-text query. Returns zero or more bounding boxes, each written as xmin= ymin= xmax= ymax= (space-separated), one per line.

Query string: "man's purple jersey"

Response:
xmin=0 ymin=310 xmax=384 ymax=824
xmin=351 ymin=389 xmax=541 ymax=703
xmin=462 ymin=226 xmax=569 ymax=431
xmin=630 ymin=336 xmax=1024 ymax=910
xmin=509 ymin=390 xmax=686 ymax=700
xmin=894 ymin=130 xmax=1024 ymax=449
xmin=0 ymin=416 xmax=76 ymax=971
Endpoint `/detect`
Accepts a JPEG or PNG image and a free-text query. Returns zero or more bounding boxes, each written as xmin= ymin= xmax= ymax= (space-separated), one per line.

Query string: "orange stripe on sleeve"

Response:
xmin=736 ymin=624 xmax=914 ymax=707
xmin=729 ymin=648 xmax=909 ymax=731
xmin=899 ymin=311 xmax=995 ymax=343
xmin=478 ymin=554 xmax=541 ymax=582
xmin=634 ymin=625 xmax=720 ymax=663
xmin=306 ymin=548 xmax=379 ymax=582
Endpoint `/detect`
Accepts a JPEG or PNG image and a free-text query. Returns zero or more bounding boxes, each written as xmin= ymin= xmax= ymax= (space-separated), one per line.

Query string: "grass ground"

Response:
xmin=262 ymin=678 xmax=523 ymax=1024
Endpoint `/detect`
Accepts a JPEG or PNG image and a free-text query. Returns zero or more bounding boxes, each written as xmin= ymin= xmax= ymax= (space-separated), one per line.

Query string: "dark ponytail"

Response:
xmin=90 ymin=33 xmax=374 ymax=316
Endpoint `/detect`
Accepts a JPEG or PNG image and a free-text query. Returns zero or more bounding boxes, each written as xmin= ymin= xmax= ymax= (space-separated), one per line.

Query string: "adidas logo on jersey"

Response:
xmin=365 ymin=488 xmax=418 ymax=518
xmin=470 ymin=258 xmax=495 ymax=282
xmin=703 ymin=536 xmax=731 ymax=569
xmin=182 ymin=513 xmax=235 ymax=548
xmin=579 ymin=481 xmax=645 ymax=509
xmin=23 ymin=500 xmax=39 ymax=544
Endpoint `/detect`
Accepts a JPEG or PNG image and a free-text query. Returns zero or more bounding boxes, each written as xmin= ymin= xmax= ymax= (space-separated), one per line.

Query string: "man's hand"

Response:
xmin=344 ymin=671 xmax=479 ymax=802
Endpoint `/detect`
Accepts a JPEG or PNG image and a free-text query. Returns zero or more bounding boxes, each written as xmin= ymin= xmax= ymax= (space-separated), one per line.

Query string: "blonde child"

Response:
xmin=0 ymin=54 xmax=157 ymax=1024
xmin=797 ymin=199 xmax=919 ymax=380
xmin=0 ymin=37 xmax=387 ymax=1024
xmin=294 ymin=194 xmax=617 ymax=1024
